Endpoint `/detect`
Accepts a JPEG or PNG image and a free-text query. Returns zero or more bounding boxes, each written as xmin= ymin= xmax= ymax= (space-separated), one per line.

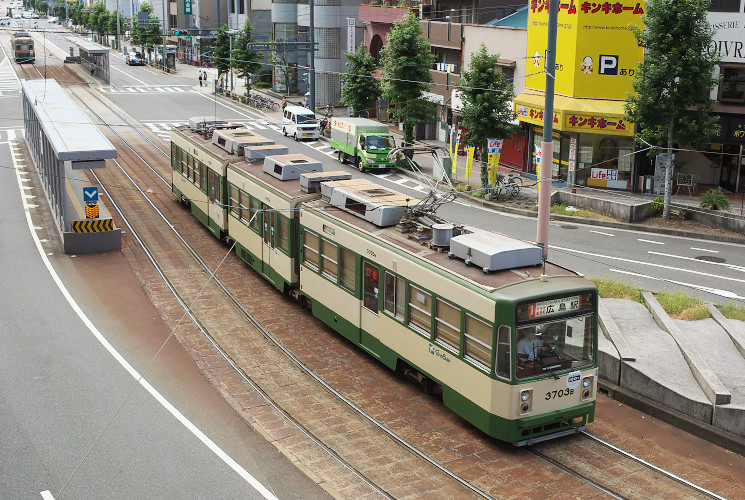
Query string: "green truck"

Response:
xmin=330 ymin=117 xmax=396 ymax=172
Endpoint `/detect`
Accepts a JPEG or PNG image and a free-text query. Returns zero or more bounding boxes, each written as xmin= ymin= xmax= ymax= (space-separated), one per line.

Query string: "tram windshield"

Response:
xmin=515 ymin=314 xmax=594 ymax=379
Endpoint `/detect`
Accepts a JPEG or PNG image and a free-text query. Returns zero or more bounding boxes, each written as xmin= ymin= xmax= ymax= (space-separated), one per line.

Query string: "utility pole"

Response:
xmin=115 ymin=0 xmax=120 ymax=51
xmin=162 ymin=0 xmax=166 ymax=72
xmin=536 ymin=0 xmax=558 ymax=261
xmin=309 ymin=0 xmax=315 ymax=112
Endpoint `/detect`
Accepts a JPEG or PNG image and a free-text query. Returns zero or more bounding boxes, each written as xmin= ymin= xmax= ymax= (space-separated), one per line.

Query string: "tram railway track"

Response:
xmin=16 ymin=62 xmax=743 ymax=499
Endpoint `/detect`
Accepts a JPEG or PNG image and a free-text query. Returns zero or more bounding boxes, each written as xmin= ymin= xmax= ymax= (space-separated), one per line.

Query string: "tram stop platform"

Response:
xmin=21 ymin=78 xmax=120 ymax=254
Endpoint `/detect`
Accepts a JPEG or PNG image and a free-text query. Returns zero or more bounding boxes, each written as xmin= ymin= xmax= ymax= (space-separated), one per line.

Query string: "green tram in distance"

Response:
xmin=12 ymin=32 xmax=34 ymax=63
xmin=170 ymin=120 xmax=599 ymax=445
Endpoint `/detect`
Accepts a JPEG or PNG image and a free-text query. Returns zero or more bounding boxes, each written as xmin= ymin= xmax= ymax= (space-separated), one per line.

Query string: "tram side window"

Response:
xmin=408 ymin=285 xmax=432 ymax=335
xmin=303 ymin=230 xmax=319 ymax=269
xmin=249 ymin=196 xmax=260 ymax=232
xmin=363 ymin=262 xmax=379 ymax=312
xmin=338 ymin=247 xmax=356 ymax=293
xmin=435 ymin=299 xmax=460 ymax=352
xmin=180 ymin=151 xmax=187 ymax=176
xmin=185 ymin=155 xmax=193 ymax=180
xmin=276 ymin=215 xmax=289 ymax=253
xmin=383 ymin=272 xmax=405 ymax=320
xmin=464 ymin=314 xmax=493 ymax=371
xmin=495 ymin=325 xmax=511 ymax=379
xmin=229 ymin=185 xmax=239 ymax=218
xmin=321 ymin=239 xmax=338 ymax=281
xmin=239 ymin=191 xmax=250 ymax=225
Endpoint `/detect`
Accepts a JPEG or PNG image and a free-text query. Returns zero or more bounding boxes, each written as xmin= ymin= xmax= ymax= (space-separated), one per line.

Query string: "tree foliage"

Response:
xmin=132 ymin=2 xmax=162 ymax=50
xmin=212 ymin=25 xmax=231 ymax=80
xmin=340 ymin=43 xmax=381 ymax=117
xmin=624 ymin=0 xmax=718 ymax=218
xmin=457 ymin=43 xmax=517 ymax=184
xmin=380 ymin=12 xmax=437 ymax=145
xmin=231 ymin=21 xmax=262 ymax=92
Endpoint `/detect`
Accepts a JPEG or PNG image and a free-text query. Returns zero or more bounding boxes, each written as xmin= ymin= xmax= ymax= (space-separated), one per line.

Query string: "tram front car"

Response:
xmin=499 ymin=281 xmax=597 ymax=446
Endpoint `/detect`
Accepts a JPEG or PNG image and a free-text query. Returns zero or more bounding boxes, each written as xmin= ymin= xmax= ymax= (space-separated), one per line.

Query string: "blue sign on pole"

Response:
xmin=83 ymin=187 xmax=99 ymax=202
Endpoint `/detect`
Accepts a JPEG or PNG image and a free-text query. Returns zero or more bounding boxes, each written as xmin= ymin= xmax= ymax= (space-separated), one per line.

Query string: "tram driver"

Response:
xmin=517 ymin=327 xmax=542 ymax=362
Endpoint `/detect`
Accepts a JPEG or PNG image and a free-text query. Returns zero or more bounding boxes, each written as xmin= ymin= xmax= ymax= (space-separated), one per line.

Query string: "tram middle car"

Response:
xmin=12 ymin=31 xmax=35 ymax=63
xmin=170 ymin=120 xmax=599 ymax=445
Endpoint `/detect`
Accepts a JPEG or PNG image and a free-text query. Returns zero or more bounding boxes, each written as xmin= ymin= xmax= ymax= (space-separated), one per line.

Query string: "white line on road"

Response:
xmin=691 ymin=247 xmax=719 ymax=253
xmin=590 ymin=230 xmax=615 ymax=237
xmin=638 ymin=238 xmax=664 ymax=245
xmin=648 ymin=251 xmax=745 ymax=272
xmin=13 ymin=143 xmax=277 ymax=500
xmin=40 ymin=491 xmax=54 ymax=500
xmin=552 ymin=245 xmax=745 ymax=284
xmin=609 ymin=269 xmax=745 ymax=300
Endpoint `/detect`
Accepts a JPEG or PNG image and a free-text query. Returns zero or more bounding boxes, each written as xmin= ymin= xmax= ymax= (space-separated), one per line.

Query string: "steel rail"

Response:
xmin=91 ymin=164 xmax=392 ymax=499
xmin=581 ymin=431 xmax=727 ymax=500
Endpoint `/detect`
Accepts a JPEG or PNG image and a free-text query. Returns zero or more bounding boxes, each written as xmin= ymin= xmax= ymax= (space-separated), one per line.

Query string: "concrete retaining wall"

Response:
xmin=553 ymin=191 xmax=652 ymax=223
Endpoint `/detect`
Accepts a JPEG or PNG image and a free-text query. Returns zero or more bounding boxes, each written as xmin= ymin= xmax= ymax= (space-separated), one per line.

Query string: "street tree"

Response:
xmin=624 ymin=0 xmax=719 ymax=219
xmin=212 ymin=26 xmax=232 ymax=88
xmin=231 ymin=20 xmax=262 ymax=94
xmin=132 ymin=2 xmax=162 ymax=58
xmin=380 ymin=12 xmax=437 ymax=146
xmin=89 ymin=3 xmax=109 ymax=42
xmin=340 ymin=42 xmax=381 ymax=118
xmin=457 ymin=43 xmax=517 ymax=189
xmin=268 ymin=48 xmax=294 ymax=97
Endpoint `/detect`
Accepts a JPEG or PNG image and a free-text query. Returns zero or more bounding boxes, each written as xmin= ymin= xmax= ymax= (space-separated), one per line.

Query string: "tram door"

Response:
xmin=261 ymin=203 xmax=275 ymax=281
xmin=207 ymin=170 xmax=224 ymax=232
xmin=360 ymin=261 xmax=381 ymax=353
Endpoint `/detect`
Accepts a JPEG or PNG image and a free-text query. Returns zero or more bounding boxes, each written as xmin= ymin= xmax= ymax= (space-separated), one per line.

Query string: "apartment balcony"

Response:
xmin=430 ymin=67 xmax=460 ymax=100
xmin=421 ymin=20 xmax=462 ymax=49
xmin=359 ymin=0 xmax=420 ymax=25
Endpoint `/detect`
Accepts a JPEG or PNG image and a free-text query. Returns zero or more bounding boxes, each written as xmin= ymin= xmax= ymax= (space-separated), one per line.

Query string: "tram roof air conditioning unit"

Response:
xmin=449 ymin=232 xmax=542 ymax=273
xmin=300 ymin=171 xmax=352 ymax=193
xmin=244 ymin=144 xmax=289 ymax=162
xmin=212 ymin=129 xmax=273 ymax=154
xmin=325 ymin=179 xmax=415 ymax=227
xmin=263 ymin=154 xmax=323 ymax=181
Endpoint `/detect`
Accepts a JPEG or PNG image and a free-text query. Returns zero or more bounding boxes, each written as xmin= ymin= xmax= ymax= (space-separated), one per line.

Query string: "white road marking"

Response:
xmin=40 ymin=491 xmax=54 ymax=500
xmin=12 ymin=151 xmax=277 ymax=500
xmin=638 ymin=238 xmax=664 ymax=245
xmin=590 ymin=230 xmax=615 ymax=237
xmin=552 ymin=245 xmax=745 ymax=284
xmin=610 ymin=269 xmax=745 ymax=300
xmin=110 ymin=65 xmax=149 ymax=85
xmin=691 ymin=247 xmax=718 ymax=253
xmin=648 ymin=250 xmax=745 ymax=272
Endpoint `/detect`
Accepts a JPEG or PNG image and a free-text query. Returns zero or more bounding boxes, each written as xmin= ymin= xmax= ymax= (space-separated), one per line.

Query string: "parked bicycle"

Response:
xmin=492 ymin=172 xmax=523 ymax=200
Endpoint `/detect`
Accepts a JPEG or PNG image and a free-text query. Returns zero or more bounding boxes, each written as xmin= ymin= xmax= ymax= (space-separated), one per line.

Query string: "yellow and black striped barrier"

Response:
xmin=71 ymin=219 xmax=114 ymax=233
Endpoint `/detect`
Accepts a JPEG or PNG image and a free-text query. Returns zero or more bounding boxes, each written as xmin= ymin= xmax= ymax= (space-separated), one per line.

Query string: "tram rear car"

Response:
xmin=12 ymin=32 xmax=34 ymax=63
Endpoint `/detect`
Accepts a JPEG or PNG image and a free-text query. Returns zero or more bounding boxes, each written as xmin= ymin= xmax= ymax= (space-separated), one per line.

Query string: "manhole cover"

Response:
xmin=560 ymin=225 xmax=578 ymax=229
xmin=696 ymin=255 xmax=726 ymax=263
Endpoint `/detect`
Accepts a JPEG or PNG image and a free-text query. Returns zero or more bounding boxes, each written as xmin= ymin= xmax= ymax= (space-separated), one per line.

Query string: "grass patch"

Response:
xmin=655 ymin=291 xmax=709 ymax=320
xmin=592 ymin=277 xmax=644 ymax=303
xmin=551 ymin=203 xmax=614 ymax=220
xmin=717 ymin=302 xmax=745 ymax=322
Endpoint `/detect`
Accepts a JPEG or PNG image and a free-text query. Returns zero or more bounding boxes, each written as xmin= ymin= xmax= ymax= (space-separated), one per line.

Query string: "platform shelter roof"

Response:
xmin=67 ymin=37 xmax=110 ymax=54
xmin=21 ymin=79 xmax=116 ymax=162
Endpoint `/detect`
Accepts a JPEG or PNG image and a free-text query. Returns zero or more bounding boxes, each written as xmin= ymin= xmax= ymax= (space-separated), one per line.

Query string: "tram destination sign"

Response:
xmin=527 ymin=295 xmax=581 ymax=319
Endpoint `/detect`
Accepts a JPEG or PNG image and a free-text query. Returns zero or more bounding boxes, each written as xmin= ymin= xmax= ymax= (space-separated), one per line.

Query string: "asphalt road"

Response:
xmin=0 ymin=25 xmax=331 ymax=499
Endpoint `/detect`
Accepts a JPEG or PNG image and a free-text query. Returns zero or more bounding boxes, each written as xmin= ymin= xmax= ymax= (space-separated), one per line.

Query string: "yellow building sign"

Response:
xmin=525 ymin=0 xmax=645 ymax=101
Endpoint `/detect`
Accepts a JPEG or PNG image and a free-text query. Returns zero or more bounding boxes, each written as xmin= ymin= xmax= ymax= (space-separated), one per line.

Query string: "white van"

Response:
xmin=282 ymin=106 xmax=320 ymax=141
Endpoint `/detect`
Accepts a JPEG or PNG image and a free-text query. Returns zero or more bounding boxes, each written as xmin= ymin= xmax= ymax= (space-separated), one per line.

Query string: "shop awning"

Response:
xmin=514 ymin=91 xmax=634 ymax=137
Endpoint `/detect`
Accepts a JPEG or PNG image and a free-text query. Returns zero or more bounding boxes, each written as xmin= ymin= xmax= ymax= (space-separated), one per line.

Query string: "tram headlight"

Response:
xmin=581 ymin=377 xmax=593 ymax=400
xmin=519 ymin=390 xmax=532 ymax=414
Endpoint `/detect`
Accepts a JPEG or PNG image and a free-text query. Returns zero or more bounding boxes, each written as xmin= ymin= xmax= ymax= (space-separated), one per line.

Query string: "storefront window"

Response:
xmin=574 ymin=134 xmax=634 ymax=189
xmin=719 ymin=65 xmax=745 ymax=103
